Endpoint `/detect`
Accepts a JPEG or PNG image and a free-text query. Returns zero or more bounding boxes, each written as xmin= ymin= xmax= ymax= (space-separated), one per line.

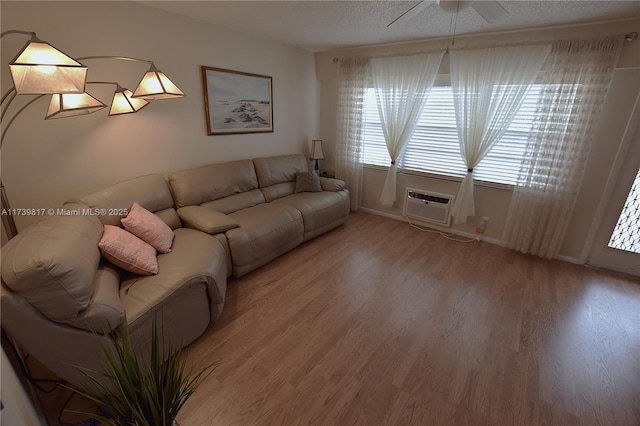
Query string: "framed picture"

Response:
xmin=201 ymin=66 xmax=273 ymax=135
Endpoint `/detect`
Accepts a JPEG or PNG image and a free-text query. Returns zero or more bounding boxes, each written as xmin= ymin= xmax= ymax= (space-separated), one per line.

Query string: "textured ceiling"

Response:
xmin=137 ymin=1 xmax=640 ymax=51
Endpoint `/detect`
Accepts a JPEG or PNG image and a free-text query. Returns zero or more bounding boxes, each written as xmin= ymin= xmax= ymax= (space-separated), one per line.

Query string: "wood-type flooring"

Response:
xmin=33 ymin=211 xmax=640 ymax=425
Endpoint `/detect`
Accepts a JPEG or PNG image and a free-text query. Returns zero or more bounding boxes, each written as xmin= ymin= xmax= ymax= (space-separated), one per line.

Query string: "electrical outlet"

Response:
xmin=475 ymin=216 xmax=489 ymax=238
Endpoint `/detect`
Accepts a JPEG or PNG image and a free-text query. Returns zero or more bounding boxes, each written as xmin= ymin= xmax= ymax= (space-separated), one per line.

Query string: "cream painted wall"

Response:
xmin=1 ymin=348 xmax=44 ymax=425
xmin=1 ymin=1 xmax=319 ymax=232
xmin=316 ymin=18 xmax=640 ymax=261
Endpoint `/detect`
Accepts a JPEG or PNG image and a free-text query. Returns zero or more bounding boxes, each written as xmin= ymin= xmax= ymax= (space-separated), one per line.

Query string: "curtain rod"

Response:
xmin=332 ymin=31 xmax=637 ymax=63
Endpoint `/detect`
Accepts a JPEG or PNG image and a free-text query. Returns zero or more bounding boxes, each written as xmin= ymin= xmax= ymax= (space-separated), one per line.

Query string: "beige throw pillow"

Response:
xmin=295 ymin=171 xmax=322 ymax=193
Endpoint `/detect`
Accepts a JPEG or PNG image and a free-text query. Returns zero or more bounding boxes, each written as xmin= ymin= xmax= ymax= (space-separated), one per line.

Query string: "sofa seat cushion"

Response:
xmin=119 ymin=228 xmax=227 ymax=325
xmin=226 ymin=203 xmax=304 ymax=277
xmin=273 ymin=191 xmax=350 ymax=240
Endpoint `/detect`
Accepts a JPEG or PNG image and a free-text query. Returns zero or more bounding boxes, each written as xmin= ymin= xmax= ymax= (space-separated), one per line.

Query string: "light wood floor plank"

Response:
xmin=175 ymin=212 xmax=640 ymax=426
xmin=34 ymin=212 xmax=640 ymax=425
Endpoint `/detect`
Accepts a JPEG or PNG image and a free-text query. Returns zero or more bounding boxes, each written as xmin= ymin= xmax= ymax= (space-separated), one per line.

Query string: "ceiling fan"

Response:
xmin=387 ymin=0 xmax=510 ymax=28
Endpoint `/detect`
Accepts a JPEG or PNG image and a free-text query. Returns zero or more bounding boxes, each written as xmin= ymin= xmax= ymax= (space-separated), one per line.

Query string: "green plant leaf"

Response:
xmin=66 ymin=317 xmax=219 ymax=425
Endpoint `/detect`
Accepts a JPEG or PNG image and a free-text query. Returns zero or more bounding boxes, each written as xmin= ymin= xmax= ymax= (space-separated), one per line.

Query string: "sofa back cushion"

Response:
xmin=71 ymin=174 xmax=180 ymax=230
xmin=1 ymin=207 xmax=104 ymax=323
xmin=254 ymin=154 xmax=309 ymax=187
xmin=169 ymin=159 xmax=262 ymax=211
xmin=253 ymin=154 xmax=309 ymax=202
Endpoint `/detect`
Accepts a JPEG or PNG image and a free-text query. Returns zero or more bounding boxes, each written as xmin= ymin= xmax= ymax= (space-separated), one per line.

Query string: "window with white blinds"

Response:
xmin=362 ymin=84 xmax=542 ymax=186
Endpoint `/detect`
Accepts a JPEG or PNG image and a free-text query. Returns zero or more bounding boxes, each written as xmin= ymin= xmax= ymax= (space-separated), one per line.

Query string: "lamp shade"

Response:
xmin=109 ymin=86 xmax=149 ymax=116
xmin=46 ymin=93 xmax=107 ymax=119
xmin=9 ymin=36 xmax=87 ymax=95
xmin=311 ymin=139 xmax=325 ymax=160
xmin=132 ymin=64 xmax=185 ymax=100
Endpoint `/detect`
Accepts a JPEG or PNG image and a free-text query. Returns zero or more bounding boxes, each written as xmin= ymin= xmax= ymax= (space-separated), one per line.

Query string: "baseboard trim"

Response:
xmin=358 ymin=208 xmax=587 ymax=265
xmin=359 ymin=207 xmax=504 ymax=246
xmin=555 ymin=254 xmax=582 ymax=265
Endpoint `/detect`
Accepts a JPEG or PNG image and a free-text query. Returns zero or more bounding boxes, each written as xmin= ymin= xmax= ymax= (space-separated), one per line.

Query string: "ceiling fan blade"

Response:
xmin=471 ymin=1 xmax=509 ymax=23
xmin=387 ymin=1 xmax=433 ymax=28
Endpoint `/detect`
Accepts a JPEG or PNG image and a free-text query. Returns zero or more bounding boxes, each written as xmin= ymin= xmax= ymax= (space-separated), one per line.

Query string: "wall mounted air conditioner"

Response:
xmin=403 ymin=187 xmax=455 ymax=227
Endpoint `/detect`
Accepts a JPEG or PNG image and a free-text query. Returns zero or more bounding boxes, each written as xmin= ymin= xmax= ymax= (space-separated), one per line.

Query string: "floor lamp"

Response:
xmin=1 ymin=30 xmax=186 ymax=240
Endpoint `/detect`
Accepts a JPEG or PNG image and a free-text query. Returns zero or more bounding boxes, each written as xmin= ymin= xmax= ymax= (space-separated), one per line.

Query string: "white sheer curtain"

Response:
xmin=449 ymin=45 xmax=550 ymax=223
xmin=371 ymin=52 xmax=443 ymax=207
xmin=335 ymin=57 xmax=370 ymax=211
xmin=504 ymin=37 xmax=623 ymax=258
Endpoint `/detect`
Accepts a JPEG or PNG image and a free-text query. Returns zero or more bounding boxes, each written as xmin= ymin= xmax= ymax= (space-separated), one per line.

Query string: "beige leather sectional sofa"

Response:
xmin=1 ymin=154 xmax=349 ymax=388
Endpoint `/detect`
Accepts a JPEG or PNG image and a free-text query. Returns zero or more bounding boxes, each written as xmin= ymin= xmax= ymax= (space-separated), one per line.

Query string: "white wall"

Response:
xmin=1 ymin=1 xmax=319 ymax=231
xmin=1 ymin=348 xmax=45 ymax=425
xmin=316 ymin=18 xmax=640 ymax=261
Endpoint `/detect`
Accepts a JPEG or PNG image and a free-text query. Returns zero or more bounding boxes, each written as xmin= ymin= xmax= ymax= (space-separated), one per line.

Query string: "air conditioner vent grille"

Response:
xmin=408 ymin=191 xmax=451 ymax=204
xmin=404 ymin=187 xmax=455 ymax=227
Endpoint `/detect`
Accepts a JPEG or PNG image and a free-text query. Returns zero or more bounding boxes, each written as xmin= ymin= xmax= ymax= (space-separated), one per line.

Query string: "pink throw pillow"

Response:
xmin=98 ymin=225 xmax=159 ymax=275
xmin=121 ymin=202 xmax=174 ymax=253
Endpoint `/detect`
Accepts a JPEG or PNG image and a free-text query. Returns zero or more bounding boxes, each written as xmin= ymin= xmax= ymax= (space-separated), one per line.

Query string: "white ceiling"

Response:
xmin=137 ymin=1 xmax=640 ymax=51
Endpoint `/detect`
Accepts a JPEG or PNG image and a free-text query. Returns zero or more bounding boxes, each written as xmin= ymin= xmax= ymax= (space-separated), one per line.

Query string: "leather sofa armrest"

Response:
xmin=320 ymin=177 xmax=346 ymax=192
xmin=177 ymin=206 xmax=239 ymax=234
xmin=66 ymin=262 xmax=125 ymax=333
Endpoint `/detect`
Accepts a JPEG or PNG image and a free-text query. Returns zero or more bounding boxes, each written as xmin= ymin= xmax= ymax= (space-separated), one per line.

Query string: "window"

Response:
xmin=362 ymin=83 xmax=542 ymax=186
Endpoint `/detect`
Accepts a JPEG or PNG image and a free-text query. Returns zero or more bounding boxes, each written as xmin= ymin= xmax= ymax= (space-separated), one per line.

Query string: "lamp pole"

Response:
xmin=1 ymin=32 xmax=186 ymax=240
xmin=1 ymin=180 xmax=18 ymax=239
xmin=1 ymin=29 xmax=86 ymax=240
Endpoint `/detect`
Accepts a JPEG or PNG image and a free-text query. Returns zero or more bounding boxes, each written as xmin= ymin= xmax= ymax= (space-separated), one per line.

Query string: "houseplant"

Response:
xmin=69 ymin=320 xmax=218 ymax=426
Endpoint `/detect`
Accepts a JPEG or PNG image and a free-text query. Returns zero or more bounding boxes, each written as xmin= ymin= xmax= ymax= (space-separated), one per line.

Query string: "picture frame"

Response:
xmin=201 ymin=66 xmax=273 ymax=135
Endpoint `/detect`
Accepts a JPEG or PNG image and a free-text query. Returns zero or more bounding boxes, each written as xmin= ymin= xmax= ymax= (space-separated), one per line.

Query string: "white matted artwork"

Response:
xmin=201 ymin=66 xmax=273 ymax=135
